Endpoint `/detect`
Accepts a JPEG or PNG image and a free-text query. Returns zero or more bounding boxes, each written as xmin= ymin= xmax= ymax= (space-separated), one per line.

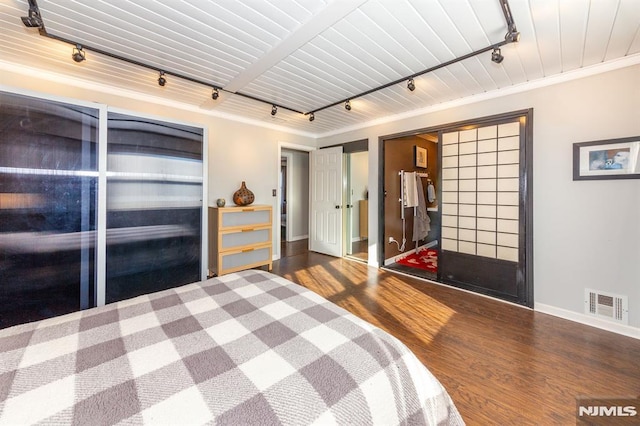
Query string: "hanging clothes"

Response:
xmin=427 ymin=180 xmax=436 ymax=203
xmin=413 ymin=175 xmax=431 ymax=242
xmin=403 ymin=171 xmax=419 ymax=208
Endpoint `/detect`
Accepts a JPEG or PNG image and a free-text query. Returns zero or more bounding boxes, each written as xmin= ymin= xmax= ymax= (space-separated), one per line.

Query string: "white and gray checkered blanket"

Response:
xmin=0 ymin=270 xmax=463 ymax=425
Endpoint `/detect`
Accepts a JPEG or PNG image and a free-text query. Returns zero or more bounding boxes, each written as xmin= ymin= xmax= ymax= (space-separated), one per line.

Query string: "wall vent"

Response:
xmin=584 ymin=289 xmax=628 ymax=325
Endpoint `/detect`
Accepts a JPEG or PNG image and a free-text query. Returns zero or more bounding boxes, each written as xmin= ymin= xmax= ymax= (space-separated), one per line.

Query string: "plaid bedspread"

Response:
xmin=0 ymin=270 xmax=463 ymax=425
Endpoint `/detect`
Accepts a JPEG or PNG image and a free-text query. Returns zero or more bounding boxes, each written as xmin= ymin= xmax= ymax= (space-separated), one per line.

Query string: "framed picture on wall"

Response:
xmin=573 ymin=136 xmax=640 ymax=180
xmin=415 ymin=145 xmax=427 ymax=168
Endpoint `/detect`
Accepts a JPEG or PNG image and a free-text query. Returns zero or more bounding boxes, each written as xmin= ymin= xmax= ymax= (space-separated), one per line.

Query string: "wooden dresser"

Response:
xmin=208 ymin=205 xmax=272 ymax=276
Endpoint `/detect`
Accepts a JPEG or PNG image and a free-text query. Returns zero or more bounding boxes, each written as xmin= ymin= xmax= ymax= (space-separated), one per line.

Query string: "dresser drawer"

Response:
xmin=221 ymin=208 xmax=270 ymax=228
xmin=220 ymin=246 xmax=271 ymax=274
xmin=221 ymin=228 xmax=270 ymax=250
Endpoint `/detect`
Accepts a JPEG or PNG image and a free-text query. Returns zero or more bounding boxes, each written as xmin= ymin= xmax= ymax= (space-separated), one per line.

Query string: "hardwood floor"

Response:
xmin=272 ymin=246 xmax=640 ymax=425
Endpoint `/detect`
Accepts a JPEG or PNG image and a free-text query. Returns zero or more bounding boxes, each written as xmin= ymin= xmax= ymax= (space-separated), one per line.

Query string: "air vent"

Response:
xmin=584 ymin=289 xmax=628 ymax=324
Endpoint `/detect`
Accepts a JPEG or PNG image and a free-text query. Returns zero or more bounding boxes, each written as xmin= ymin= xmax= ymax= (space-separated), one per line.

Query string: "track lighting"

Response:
xmin=491 ymin=48 xmax=504 ymax=64
xmin=21 ymin=0 xmax=521 ymax=125
xmin=72 ymin=44 xmax=85 ymax=63
xmin=158 ymin=71 xmax=166 ymax=86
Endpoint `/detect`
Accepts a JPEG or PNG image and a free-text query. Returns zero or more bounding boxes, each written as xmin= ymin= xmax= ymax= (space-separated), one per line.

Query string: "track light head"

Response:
xmin=72 ymin=44 xmax=86 ymax=63
xmin=491 ymin=48 xmax=504 ymax=64
xmin=158 ymin=71 xmax=166 ymax=86
xmin=345 ymin=100 xmax=351 ymax=111
xmin=271 ymin=105 xmax=277 ymax=116
xmin=309 ymin=112 xmax=315 ymax=122
xmin=212 ymin=88 xmax=219 ymax=100
xmin=21 ymin=6 xmax=42 ymax=28
xmin=505 ymin=27 xmax=520 ymax=43
xmin=407 ymin=78 xmax=415 ymax=92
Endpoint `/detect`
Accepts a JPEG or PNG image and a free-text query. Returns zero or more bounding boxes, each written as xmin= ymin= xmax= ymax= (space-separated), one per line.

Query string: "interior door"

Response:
xmin=309 ymin=146 xmax=343 ymax=257
xmin=438 ymin=112 xmax=532 ymax=306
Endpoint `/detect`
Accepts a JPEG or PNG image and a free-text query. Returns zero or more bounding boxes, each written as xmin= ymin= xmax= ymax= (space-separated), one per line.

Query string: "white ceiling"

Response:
xmin=1 ymin=0 xmax=639 ymax=137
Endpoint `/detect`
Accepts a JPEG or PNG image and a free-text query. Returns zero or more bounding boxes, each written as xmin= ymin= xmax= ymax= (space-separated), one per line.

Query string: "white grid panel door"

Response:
xmin=441 ymin=122 xmax=520 ymax=262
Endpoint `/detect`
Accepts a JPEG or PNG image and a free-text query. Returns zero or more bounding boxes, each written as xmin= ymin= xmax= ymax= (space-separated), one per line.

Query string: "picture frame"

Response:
xmin=414 ymin=145 xmax=427 ymax=168
xmin=573 ymin=136 xmax=640 ymax=180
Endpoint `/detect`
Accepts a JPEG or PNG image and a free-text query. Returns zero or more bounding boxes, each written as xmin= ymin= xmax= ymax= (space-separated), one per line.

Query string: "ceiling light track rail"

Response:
xmin=308 ymin=39 xmax=510 ymax=115
xmin=21 ymin=0 xmax=518 ymax=120
xmin=21 ymin=0 xmax=304 ymax=115
xmin=41 ymin=32 xmax=305 ymax=115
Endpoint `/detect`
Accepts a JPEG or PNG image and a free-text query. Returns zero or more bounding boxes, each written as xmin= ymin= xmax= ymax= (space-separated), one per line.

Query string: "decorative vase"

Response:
xmin=233 ymin=181 xmax=255 ymax=206
xmin=216 ymin=198 xmax=226 ymax=207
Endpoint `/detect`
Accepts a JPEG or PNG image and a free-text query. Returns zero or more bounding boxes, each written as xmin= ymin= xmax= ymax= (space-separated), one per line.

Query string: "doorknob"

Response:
xmin=335 ymin=205 xmax=341 ymax=209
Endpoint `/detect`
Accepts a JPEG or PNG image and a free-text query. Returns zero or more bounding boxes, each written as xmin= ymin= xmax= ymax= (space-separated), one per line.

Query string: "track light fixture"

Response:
xmin=212 ymin=88 xmax=219 ymax=100
xmin=491 ymin=47 xmax=504 ymax=64
xmin=407 ymin=78 xmax=415 ymax=91
xmin=345 ymin=100 xmax=352 ymax=111
xmin=505 ymin=27 xmax=520 ymax=43
xmin=158 ymin=71 xmax=166 ymax=86
xmin=21 ymin=1 xmax=42 ymax=28
xmin=271 ymin=105 xmax=277 ymax=116
xmin=309 ymin=112 xmax=315 ymax=122
xmin=72 ymin=44 xmax=86 ymax=63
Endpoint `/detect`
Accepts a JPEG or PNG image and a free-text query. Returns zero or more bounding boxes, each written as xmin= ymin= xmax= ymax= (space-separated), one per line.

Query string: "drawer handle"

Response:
xmin=242 ymin=248 xmax=255 ymax=253
xmin=241 ymin=208 xmax=255 ymax=212
xmin=241 ymin=228 xmax=255 ymax=232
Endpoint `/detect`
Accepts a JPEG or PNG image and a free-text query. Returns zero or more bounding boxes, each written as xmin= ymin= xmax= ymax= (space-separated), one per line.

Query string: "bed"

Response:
xmin=0 ymin=270 xmax=463 ymax=425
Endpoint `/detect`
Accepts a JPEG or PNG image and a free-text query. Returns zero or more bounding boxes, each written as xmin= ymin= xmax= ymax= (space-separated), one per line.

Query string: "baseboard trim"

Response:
xmin=535 ymin=303 xmax=639 ymax=340
xmin=288 ymin=234 xmax=308 ymax=242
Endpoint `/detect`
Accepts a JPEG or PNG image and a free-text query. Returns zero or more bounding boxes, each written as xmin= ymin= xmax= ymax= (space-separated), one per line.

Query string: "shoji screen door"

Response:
xmin=439 ymin=111 xmax=532 ymax=306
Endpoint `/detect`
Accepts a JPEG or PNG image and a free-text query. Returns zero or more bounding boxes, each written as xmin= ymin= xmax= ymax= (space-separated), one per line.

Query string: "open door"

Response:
xmin=309 ymin=146 xmax=343 ymax=257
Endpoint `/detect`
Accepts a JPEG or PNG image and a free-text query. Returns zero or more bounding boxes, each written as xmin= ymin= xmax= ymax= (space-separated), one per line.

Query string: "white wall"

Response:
xmin=317 ymin=63 xmax=640 ymax=334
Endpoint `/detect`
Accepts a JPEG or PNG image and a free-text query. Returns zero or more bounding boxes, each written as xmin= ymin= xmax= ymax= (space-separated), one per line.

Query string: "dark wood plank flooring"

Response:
xmin=272 ymin=244 xmax=640 ymax=425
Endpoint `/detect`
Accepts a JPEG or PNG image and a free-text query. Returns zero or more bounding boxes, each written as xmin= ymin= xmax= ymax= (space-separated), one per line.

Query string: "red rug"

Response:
xmin=396 ymin=249 xmax=438 ymax=273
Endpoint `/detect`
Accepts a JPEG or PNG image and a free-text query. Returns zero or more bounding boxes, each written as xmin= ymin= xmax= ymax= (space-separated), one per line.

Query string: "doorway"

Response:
xmin=382 ymin=132 xmax=439 ymax=280
xmin=344 ymin=150 xmax=369 ymax=262
xmin=379 ymin=110 xmax=533 ymax=307
xmin=308 ymin=140 xmax=369 ymax=262
xmin=277 ymin=143 xmax=313 ymax=261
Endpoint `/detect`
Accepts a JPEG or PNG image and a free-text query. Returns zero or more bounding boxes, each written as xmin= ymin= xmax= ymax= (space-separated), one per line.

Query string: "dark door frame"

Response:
xmin=378 ymin=109 xmax=533 ymax=307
